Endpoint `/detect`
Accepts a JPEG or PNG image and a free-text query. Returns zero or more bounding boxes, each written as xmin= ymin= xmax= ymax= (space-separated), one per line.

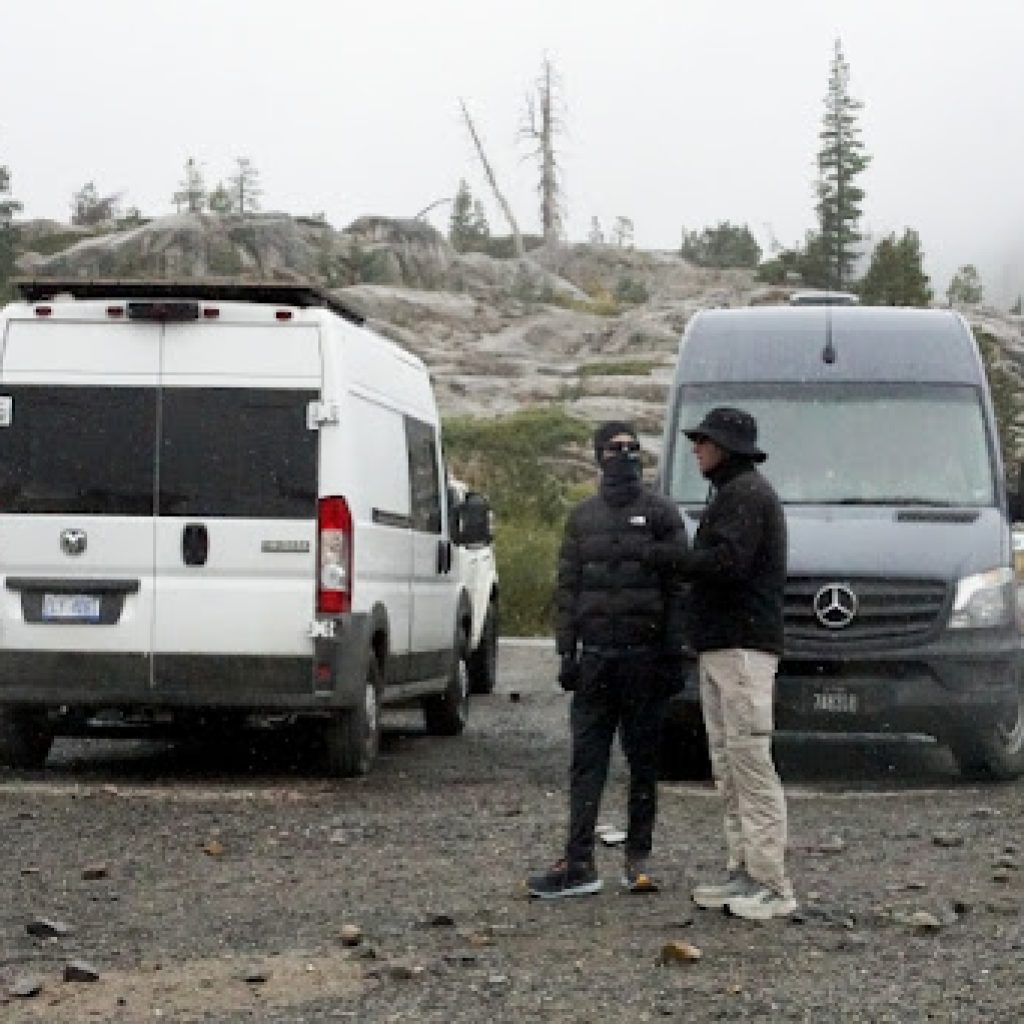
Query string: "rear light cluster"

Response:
xmin=318 ymin=496 xmax=352 ymax=614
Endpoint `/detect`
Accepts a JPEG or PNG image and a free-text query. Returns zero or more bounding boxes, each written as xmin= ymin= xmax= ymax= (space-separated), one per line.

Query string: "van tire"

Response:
xmin=0 ymin=710 xmax=54 ymax=770
xmin=467 ymin=602 xmax=499 ymax=695
xmin=423 ymin=638 xmax=470 ymax=736
xmin=324 ymin=658 xmax=382 ymax=777
xmin=948 ymin=684 xmax=1024 ymax=781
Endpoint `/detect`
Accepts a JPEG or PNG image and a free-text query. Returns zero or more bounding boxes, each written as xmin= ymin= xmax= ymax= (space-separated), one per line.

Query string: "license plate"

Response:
xmin=812 ymin=687 xmax=859 ymax=713
xmin=41 ymin=593 xmax=101 ymax=622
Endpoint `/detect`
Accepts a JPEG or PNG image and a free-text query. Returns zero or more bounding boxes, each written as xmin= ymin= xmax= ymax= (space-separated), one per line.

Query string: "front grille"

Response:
xmin=785 ymin=576 xmax=949 ymax=647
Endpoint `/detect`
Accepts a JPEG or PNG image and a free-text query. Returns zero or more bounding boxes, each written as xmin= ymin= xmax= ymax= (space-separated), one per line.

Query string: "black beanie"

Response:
xmin=593 ymin=420 xmax=639 ymax=461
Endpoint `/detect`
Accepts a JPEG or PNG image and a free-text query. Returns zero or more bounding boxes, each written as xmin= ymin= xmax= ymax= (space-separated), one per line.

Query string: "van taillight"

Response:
xmin=318 ymin=496 xmax=352 ymax=614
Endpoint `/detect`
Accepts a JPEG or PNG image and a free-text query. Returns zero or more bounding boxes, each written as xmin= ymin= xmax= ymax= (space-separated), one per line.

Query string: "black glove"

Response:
xmin=558 ymin=653 xmax=581 ymax=691
xmin=643 ymin=541 xmax=683 ymax=570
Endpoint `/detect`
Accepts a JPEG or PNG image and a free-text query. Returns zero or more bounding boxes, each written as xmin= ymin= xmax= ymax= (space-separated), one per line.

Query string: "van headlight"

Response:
xmin=948 ymin=567 xmax=1014 ymax=629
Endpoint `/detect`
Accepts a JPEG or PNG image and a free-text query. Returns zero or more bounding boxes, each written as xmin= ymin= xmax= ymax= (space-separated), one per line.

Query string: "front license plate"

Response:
xmin=41 ymin=593 xmax=101 ymax=622
xmin=812 ymin=687 xmax=859 ymax=714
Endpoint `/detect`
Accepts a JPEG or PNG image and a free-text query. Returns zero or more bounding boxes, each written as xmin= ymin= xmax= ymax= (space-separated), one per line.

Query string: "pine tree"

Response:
xmin=448 ymin=179 xmax=474 ymax=250
xmin=208 ymin=183 xmax=235 ymax=214
xmin=71 ymin=181 xmax=122 ymax=226
xmin=227 ymin=157 xmax=261 ymax=215
xmin=680 ymin=221 xmax=762 ymax=268
xmin=611 ymin=216 xmax=634 ymax=248
xmin=588 ymin=217 xmax=604 ymax=244
xmin=469 ymin=198 xmax=490 ymax=245
xmin=173 ymin=157 xmax=207 ymax=214
xmin=946 ymin=265 xmax=983 ymax=306
xmin=0 ymin=163 xmax=22 ymax=300
xmin=815 ymin=39 xmax=871 ymax=289
xmin=859 ymin=229 xmax=932 ymax=306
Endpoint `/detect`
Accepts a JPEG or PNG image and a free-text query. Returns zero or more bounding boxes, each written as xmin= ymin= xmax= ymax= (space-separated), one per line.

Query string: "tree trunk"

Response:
xmin=459 ymin=99 xmax=525 ymax=259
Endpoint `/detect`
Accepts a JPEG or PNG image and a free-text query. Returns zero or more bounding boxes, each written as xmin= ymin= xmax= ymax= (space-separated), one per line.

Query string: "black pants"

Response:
xmin=566 ymin=652 xmax=667 ymax=865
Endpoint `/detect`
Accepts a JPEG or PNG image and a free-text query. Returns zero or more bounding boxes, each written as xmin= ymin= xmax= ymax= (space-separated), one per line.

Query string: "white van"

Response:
xmin=0 ymin=279 xmax=489 ymax=775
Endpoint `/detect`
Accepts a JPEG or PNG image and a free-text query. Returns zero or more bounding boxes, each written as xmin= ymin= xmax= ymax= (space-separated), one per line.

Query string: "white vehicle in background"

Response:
xmin=448 ymin=478 xmax=499 ymax=694
xmin=0 ymin=279 xmax=492 ymax=776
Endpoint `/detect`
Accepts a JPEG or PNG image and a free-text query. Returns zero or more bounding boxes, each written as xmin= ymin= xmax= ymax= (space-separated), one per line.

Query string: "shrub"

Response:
xmin=578 ymin=359 xmax=658 ymax=378
xmin=444 ymin=407 xmax=594 ymax=634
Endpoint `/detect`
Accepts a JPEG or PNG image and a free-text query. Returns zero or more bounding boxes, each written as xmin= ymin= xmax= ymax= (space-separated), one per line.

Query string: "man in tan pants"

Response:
xmin=698 ymin=649 xmax=793 ymax=913
xmin=654 ymin=407 xmax=795 ymax=919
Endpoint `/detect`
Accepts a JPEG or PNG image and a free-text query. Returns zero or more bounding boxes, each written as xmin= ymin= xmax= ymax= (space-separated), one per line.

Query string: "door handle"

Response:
xmin=436 ymin=539 xmax=452 ymax=574
xmin=182 ymin=523 xmax=209 ymax=567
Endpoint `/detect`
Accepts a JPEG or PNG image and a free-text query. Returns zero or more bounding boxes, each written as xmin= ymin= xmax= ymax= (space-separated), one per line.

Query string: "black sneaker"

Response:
xmin=527 ymin=859 xmax=603 ymax=899
xmin=622 ymin=858 xmax=659 ymax=894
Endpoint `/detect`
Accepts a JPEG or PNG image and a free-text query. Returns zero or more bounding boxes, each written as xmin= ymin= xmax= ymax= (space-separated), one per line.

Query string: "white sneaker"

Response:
xmin=727 ymin=885 xmax=797 ymax=920
xmin=691 ymin=870 xmax=755 ymax=909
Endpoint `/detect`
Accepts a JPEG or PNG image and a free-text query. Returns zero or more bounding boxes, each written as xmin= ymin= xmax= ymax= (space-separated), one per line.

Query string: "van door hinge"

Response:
xmin=308 ymin=619 xmax=337 ymax=639
xmin=307 ymin=401 xmax=339 ymax=429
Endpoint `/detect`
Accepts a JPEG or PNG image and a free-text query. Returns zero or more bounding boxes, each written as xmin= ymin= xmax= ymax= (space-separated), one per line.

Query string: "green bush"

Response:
xmin=614 ymin=275 xmax=650 ymax=304
xmin=495 ymin=517 xmax=564 ymax=635
xmin=444 ymin=406 xmax=594 ymax=634
xmin=578 ymin=359 xmax=658 ymax=377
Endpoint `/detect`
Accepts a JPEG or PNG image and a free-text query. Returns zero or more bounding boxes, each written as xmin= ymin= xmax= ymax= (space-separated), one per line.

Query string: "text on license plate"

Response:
xmin=813 ymin=688 xmax=859 ymax=713
xmin=41 ymin=593 xmax=101 ymax=622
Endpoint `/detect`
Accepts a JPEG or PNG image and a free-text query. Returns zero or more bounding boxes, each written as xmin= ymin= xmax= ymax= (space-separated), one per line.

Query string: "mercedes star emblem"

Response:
xmin=813 ymin=582 xmax=858 ymax=629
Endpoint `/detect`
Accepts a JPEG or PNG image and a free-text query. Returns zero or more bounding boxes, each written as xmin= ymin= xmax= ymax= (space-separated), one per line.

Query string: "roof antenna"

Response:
xmin=822 ymin=304 xmax=837 ymax=364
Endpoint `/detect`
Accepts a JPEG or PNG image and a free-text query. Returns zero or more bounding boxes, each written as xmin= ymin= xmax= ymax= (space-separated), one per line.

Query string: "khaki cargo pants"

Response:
xmin=699 ymin=649 xmax=792 ymax=898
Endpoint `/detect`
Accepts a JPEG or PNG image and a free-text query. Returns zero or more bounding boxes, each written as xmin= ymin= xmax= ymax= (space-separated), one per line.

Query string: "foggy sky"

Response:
xmin=2 ymin=0 xmax=1022 ymax=303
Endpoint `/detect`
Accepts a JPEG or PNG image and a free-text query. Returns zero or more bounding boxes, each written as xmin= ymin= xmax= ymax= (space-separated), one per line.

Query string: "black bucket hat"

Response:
xmin=683 ymin=406 xmax=767 ymax=462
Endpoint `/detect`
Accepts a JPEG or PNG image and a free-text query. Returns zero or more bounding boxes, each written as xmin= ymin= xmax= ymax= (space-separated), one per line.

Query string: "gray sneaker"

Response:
xmin=691 ymin=869 xmax=756 ymax=909
xmin=727 ymin=885 xmax=798 ymax=920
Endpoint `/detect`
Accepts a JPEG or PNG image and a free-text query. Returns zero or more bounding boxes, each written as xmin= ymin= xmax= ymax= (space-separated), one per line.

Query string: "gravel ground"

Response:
xmin=2 ymin=640 xmax=1023 ymax=1023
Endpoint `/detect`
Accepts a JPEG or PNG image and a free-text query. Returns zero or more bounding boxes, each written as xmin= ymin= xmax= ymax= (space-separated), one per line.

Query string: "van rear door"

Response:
xmin=0 ymin=320 xmax=159 ymax=687
xmin=152 ymin=321 xmax=320 ymax=698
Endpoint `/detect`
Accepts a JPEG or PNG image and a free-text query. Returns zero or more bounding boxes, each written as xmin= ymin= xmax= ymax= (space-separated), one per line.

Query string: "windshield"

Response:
xmin=667 ymin=383 xmax=996 ymax=507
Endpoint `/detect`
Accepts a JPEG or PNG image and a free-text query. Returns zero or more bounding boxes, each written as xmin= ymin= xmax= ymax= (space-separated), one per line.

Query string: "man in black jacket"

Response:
xmin=669 ymin=407 xmax=795 ymax=920
xmin=527 ymin=420 xmax=687 ymax=899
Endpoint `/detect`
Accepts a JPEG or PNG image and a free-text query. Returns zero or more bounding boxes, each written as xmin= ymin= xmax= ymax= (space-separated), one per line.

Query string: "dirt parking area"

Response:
xmin=2 ymin=640 xmax=1023 ymax=1022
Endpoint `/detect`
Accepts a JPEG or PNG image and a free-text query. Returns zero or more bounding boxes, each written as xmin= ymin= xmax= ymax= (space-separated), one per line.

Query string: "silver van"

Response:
xmin=658 ymin=305 xmax=1023 ymax=779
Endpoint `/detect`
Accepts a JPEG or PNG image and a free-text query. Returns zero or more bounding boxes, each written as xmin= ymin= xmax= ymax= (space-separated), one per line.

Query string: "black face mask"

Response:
xmin=600 ymin=452 xmax=642 ymax=505
xmin=602 ymin=452 xmax=642 ymax=482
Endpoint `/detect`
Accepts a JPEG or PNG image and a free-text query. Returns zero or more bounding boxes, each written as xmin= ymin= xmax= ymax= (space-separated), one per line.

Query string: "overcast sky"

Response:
xmin=2 ymin=0 xmax=1022 ymax=302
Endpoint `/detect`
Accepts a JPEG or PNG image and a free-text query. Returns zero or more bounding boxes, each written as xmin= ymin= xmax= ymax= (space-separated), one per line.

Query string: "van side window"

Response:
xmin=405 ymin=417 xmax=442 ymax=534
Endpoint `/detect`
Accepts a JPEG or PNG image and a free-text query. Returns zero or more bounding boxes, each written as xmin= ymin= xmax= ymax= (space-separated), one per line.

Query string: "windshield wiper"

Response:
xmin=832 ymin=497 xmax=961 ymax=507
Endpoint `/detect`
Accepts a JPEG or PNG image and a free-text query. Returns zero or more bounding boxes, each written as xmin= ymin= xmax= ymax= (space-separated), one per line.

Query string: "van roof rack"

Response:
xmin=11 ymin=278 xmax=365 ymax=325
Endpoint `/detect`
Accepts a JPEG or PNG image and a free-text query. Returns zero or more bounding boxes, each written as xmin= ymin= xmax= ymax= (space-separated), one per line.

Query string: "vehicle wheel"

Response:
xmin=658 ymin=717 xmax=711 ymax=781
xmin=467 ymin=602 xmax=499 ymax=695
xmin=0 ymin=710 xmax=54 ymax=769
xmin=948 ymin=683 xmax=1024 ymax=781
xmin=423 ymin=638 xmax=470 ymax=736
xmin=323 ymin=657 xmax=382 ymax=777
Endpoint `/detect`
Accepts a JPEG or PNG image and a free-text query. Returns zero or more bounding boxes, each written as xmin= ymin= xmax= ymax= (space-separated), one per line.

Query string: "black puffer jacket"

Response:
xmin=679 ymin=457 xmax=787 ymax=655
xmin=554 ymin=486 xmax=687 ymax=656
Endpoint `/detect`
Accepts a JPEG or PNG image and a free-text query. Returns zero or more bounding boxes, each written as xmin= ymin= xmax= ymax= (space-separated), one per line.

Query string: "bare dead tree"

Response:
xmin=458 ymin=98 xmax=525 ymax=258
xmin=521 ymin=56 xmax=565 ymax=246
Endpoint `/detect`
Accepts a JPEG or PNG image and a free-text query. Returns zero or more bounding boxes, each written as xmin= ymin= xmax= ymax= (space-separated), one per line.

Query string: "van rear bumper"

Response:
xmin=668 ymin=637 xmax=1020 ymax=736
xmin=0 ymin=624 xmax=372 ymax=713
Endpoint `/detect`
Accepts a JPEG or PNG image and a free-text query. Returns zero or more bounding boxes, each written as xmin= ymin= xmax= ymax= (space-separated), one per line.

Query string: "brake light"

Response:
xmin=275 ymin=309 xmax=293 ymax=321
xmin=318 ymin=496 xmax=352 ymax=614
xmin=34 ymin=306 xmax=52 ymax=317
xmin=202 ymin=307 xmax=220 ymax=319
xmin=127 ymin=301 xmax=199 ymax=322
xmin=107 ymin=305 xmax=125 ymax=318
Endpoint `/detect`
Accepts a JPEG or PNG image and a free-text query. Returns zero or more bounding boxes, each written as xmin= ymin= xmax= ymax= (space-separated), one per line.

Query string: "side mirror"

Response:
xmin=453 ymin=492 xmax=493 ymax=546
